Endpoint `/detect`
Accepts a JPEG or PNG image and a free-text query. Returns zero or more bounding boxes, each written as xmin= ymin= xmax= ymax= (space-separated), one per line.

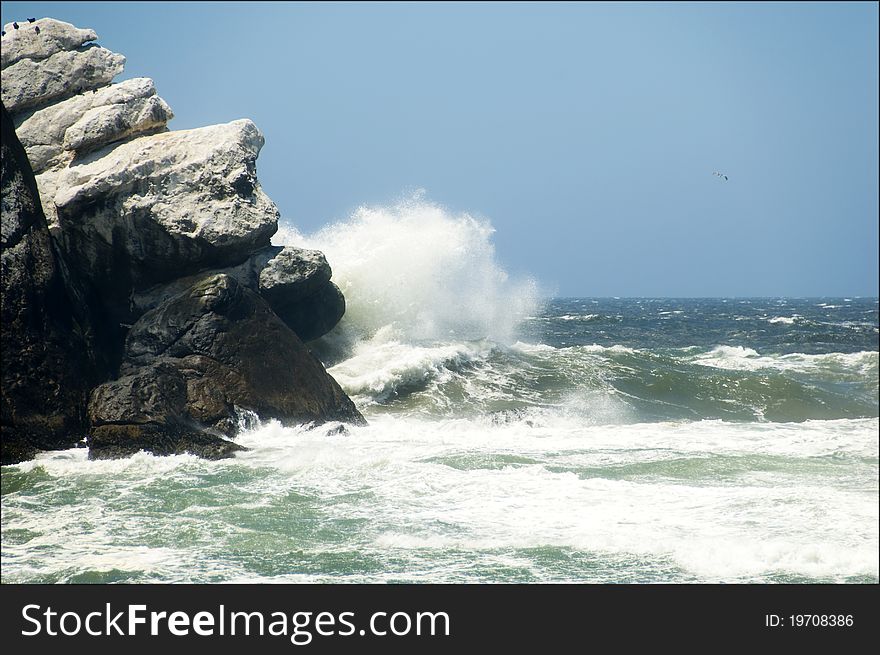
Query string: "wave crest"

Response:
xmin=328 ymin=329 xmax=495 ymax=402
xmin=693 ymin=345 xmax=878 ymax=374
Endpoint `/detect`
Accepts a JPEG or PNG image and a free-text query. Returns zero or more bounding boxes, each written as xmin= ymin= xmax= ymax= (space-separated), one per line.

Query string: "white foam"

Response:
xmin=328 ymin=332 xmax=495 ymax=401
xmin=274 ymin=192 xmax=539 ymax=345
xmin=510 ymin=341 xmax=556 ymax=353
xmin=557 ymin=313 xmax=600 ymax=321
xmin=12 ymin=447 xmax=210 ymax=478
xmin=693 ymin=346 xmax=879 ymax=375
xmin=577 ymin=344 xmax=638 ymax=355
xmin=233 ymin=416 xmax=878 ymax=581
xmin=4 ymin=416 xmax=877 ymax=583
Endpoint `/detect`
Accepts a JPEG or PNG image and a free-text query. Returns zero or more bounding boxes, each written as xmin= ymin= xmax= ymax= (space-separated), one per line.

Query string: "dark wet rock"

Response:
xmin=131 ymin=245 xmax=343 ymax=341
xmin=88 ymin=274 xmax=364 ymax=458
xmin=88 ymin=423 xmax=245 ymax=460
xmin=257 ymin=246 xmax=332 ymax=306
xmin=273 ymin=280 xmax=346 ymax=343
xmin=324 ymin=423 xmax=350 ymax=437
xmin=1 ymin=102 xmax=99 ymax=465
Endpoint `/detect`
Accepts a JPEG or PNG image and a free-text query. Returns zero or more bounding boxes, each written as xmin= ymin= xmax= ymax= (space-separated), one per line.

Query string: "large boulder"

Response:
xmin=47 ymin=119 xmax=279 ymax=324
xmin=257 ymin=245 xmax=332 ymax=306
xmin=131 ymin=245 xmax=345 ymax=341
xmin=14 ymin=77 xmax=173 ymax=174
xmin=274 ymin=280 xmax=346 ymax=342
xmin=1 ymin=44 xmax=125 ymax=115
xmin=256 ymin=246 xmax=345 ymax=341
xmin=88 ymin=274 xmax=364 ymax=459
xmin=1 ymin=18 xmax=97 ymax=69
xmin=1 ymin=102 xmax=98 ymax=465
xmin=87 ymin=361 xmax=246 ymax=460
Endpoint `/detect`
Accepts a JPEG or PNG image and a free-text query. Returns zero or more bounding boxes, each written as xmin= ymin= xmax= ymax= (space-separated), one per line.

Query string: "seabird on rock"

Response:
xmin=1 ymin=30 xmax=5 ymax=36
xmin=13 ymin=22 xmax=19 ymax=29
xmin=34 ymin=26 xmax=40 ymax=34
xmin=27 ymin=17 xmax=36 ymax=22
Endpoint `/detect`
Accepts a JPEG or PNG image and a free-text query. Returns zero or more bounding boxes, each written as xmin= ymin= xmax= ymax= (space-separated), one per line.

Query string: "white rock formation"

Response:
xmin=1 ymin=19 xmax=279 ymax=319
xmin=1 ymin=18 xmax=97 ymax=68
xmin=14 ymin=78 xmax=173 ymax=173
xmin=2 ymin=18 xmax=347 ymax=343
xmin=49 ymin=120 xmax=279 ymax=315
xmin=1 ymin=45 xmax=125 ymax=114
xmin=55 ymin=119 xmax=277 ymax=249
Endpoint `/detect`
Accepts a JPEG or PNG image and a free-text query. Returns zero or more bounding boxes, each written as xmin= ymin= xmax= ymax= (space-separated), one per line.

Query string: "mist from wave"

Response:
xmin=274 ymin=192 xmax=540 ymax=354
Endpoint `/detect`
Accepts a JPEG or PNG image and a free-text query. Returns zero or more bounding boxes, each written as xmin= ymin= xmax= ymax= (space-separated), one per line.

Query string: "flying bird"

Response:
xmin=713 ymin=171 xmax=729 ymax=181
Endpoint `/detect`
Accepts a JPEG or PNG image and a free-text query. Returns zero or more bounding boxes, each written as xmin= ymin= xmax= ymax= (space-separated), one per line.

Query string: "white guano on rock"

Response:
xmin=1 ymin=18 xmax=97 ymax=68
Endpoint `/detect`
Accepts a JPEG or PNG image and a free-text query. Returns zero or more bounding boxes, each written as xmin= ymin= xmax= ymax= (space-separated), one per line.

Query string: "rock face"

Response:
xmin=258 ymin=246 xmax=333 ymax=306
xmin=131 ymin=245 xmax=345 ymax=342
xmin=88 ymin=275 xmax=363 ymax=459
xmin=256 ymin=247 xmax=346 ymax=341
xmin=1 ymin=18 xmax=97 ymax=69
xmin=14 ymin=77 xmax=173 ymax=174
xmin=2 ymin=44 xmax=125 ymax=115
xmin=51 ymin=119 xmax=279 ymax=326
xmin=1 ymin=103 xmax=99 ymax=465
xmin=1 ymin=18 xmax=362 ymax=463
xmin=274 ymin=280 xmax=347 ymax=343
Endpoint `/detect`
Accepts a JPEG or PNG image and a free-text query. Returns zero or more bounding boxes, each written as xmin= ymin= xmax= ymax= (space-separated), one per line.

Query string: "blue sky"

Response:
xmin=3 ymin=2 xmax=878 ymax=296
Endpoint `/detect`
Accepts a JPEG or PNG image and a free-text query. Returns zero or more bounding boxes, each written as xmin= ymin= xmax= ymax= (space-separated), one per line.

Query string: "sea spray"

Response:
xmin=273 ymin=193 xmax=540 ymax=350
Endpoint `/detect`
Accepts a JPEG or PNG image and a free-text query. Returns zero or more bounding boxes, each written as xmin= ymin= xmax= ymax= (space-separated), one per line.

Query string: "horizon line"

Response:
xmin=546 ymin=295 xmax=880 ymax=300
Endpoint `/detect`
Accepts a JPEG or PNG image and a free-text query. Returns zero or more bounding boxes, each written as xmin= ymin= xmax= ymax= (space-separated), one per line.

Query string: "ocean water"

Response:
xmin=2 ymin=198 xmax=878 ymax=583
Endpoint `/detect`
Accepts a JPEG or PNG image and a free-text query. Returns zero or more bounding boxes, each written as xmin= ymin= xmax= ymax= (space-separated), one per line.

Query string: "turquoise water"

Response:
xmin=3 ymin=297 xmax=877 ymax=583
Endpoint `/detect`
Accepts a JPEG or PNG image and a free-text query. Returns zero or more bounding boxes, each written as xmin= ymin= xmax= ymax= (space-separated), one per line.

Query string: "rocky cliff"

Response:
xmin=1 ymin=103 xmax=100 ymax=464
xmin=1 ymin=18 xmax=363 ymax=464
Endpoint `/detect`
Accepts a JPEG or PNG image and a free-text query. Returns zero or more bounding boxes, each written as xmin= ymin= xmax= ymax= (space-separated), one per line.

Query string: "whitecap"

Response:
xmin=693 ymin=346 xmax=878 ymax=375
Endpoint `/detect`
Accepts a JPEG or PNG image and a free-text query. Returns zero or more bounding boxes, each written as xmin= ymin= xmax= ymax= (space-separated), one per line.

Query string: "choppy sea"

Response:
xmin=3 ymin=198 xmax=877 ymax=583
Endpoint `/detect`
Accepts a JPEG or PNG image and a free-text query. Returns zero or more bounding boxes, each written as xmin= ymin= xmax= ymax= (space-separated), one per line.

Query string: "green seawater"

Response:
xmin=3 ymin=298 xmax=878 ymax=583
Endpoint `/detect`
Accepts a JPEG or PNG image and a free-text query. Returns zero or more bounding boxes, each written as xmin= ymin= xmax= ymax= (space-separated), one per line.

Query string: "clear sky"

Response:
xmin=3 ymin=1 xmax=878 ymax=297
